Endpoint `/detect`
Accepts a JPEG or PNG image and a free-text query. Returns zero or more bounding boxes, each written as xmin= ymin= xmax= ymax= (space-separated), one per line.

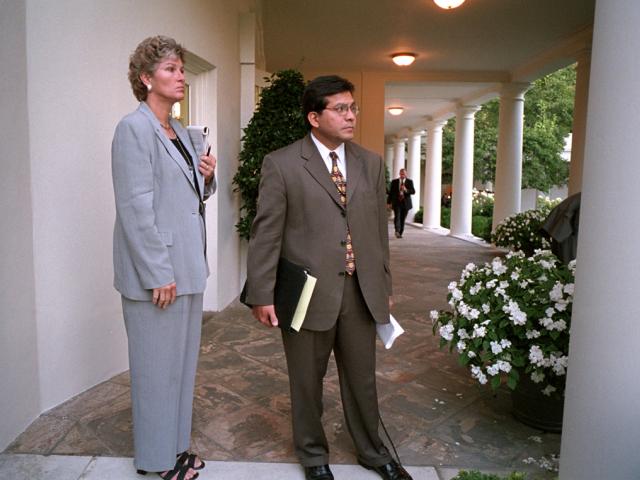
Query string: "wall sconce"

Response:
xmin=387 ymin=107 xmax=404 ymax=116
xmin=434 ymin=0 xmax=466 ymax=9
xmin=391 ymin=53 xmax=416 ymax=66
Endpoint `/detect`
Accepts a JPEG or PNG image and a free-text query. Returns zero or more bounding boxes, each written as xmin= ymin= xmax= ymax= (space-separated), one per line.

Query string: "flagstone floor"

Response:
xmin=4 ymin=225 xmax=561 ymax=479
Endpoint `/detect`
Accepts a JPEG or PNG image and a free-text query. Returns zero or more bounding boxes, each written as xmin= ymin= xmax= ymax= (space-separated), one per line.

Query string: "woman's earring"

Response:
xmin=146 ymin=83 xmax=152 ymax=92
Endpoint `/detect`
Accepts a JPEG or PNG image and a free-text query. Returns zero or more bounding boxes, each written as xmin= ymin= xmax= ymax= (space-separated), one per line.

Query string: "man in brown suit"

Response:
xmin=245 ymin=76 xmax=411 ymax=480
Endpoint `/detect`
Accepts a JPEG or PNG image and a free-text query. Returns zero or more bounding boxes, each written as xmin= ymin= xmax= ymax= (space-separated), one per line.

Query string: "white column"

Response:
xmin=384 ymin=142 xmax=394 ymax=179
xmin=449 ymin=105 xmax=480 ymax=237
xmin=406 ymin=130 xmax=423 ymax=219
xmin=568 ymin=49 xmax=591 ymax=196
xmin=560 ymin=2 xmax=640 ymax=479
xmin=423 ymin=120 xmax=447 ymax=228
xmin=492 ymin=83 xmax=529 ymax=231
xmin=392 ymin=138 xmax=406 ymax=179
xmin=239 ymin=13 xmax=256 ymax=131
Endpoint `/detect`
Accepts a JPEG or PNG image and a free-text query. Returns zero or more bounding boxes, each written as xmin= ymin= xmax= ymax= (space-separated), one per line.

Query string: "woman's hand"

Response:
xmin=199 ymin=151 xmax=216 ymax=184
xmin=153 ymin=282 xmax=177 ymax=309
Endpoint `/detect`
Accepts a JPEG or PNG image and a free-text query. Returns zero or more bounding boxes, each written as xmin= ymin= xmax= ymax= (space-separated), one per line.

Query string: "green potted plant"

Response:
xmin=233 ymin=69 xmax=307 ymax=239
xmin=431 ymin=250 xmax=574 ymax=430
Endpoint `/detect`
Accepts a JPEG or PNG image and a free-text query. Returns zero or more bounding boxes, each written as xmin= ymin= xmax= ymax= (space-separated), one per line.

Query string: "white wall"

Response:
xmin=0 ymin=0 xmax=41 ymax=450
xmin=0 ymin=0 xmax=253 ymax=446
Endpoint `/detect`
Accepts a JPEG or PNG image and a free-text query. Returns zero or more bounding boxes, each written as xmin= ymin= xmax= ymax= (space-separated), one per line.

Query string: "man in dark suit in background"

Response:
xmin=245 ymin=76 xmax=412 ymax=480
xmin=387 ymin=169 xmax=415 ymax=238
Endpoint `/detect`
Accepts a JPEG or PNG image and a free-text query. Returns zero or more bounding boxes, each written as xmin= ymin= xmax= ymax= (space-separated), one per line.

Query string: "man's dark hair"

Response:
xmin=302 ymin=75 xmax=355 ymax=128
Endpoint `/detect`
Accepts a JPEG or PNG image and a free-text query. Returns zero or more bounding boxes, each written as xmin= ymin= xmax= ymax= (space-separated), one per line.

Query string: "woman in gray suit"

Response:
xmin=111 ymin=36 xmax=216 ymax=480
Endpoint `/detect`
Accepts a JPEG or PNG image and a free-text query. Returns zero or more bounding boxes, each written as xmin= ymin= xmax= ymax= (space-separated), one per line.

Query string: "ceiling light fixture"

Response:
xmin=391 ymin=53 xmax=416 ymax=66
xmin=387 ymin=107 xmax=404 ymax=116
xmin=434 ymin=0 xmax=466 ymax=9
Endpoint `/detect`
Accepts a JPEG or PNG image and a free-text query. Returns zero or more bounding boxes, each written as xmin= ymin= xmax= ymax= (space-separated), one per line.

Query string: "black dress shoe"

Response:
xmin=304 ymin=464 xmax=334 ymax=480
xmin=359 ymin=459 xmax=412 ymax=480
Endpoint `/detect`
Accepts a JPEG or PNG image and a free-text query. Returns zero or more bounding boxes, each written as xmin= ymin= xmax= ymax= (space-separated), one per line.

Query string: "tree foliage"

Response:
xmin=232 ymin=70 xmax=307 ymax=239
xmin=442 ymin=65 xmax=576 ymax=191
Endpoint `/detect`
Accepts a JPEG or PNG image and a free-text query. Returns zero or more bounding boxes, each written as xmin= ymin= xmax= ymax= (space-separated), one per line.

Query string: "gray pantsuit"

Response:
xmin=123 ymin=294 xmax=203 ymax=471
xmin=112 ymin=102 xmax=215 ymax=472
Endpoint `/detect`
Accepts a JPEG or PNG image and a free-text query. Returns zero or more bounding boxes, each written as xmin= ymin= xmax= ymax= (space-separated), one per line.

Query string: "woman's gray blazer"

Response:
xmin=112 ymin=102 xmax=215 ymax=300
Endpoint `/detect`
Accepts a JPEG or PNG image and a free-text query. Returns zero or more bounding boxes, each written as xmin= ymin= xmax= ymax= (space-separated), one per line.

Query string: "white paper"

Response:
xmin=376 ymin=314 xmax=405 ymax=349
xmin=187 ymin=125 xmax=209 ymax=156
xmin=290 ymin=273 xmax=317 ymax=332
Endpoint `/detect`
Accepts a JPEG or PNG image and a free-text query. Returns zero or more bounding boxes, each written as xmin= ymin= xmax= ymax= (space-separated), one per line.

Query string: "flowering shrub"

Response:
xmin=491 ymin=209 xmax=551 ymax=256
xmin=472 ymin=189 xmax=494 ymax=217
xmin=536 ymin=194 xmax=562 ymax=212
xmin=431 ymin=250 xmax=574 ymax=396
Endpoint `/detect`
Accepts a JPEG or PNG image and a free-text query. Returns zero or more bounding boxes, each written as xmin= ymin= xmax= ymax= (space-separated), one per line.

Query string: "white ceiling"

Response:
xmin=261 ymin=0 xmax=595 ymax=136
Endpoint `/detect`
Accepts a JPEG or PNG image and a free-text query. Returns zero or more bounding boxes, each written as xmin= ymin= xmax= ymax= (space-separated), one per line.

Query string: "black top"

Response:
xmin=171 ymin=137 xmax=201 ymax=199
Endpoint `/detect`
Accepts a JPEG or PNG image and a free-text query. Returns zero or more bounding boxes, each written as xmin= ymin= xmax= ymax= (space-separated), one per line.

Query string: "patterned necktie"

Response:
xmin=329 ymin=151 xmax=355 ymax=275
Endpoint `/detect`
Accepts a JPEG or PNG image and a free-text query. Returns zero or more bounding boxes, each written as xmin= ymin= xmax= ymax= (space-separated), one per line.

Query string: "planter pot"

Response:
xmin=511 ymin=373 xmax=564 ymax=433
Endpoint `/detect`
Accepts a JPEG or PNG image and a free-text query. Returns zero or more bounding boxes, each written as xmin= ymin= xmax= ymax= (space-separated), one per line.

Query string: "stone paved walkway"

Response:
xmin=4 ymin=225 xmax=561 ymax=479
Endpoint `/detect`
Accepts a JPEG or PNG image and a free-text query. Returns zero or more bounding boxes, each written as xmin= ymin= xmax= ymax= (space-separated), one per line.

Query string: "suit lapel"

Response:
xmin=138 ymin=103 xmax=198 ymax=195
xmin=301 ymin=135 xmax=344 ymax=209
xmin=344 ymin=142 xmax=363 ymax=205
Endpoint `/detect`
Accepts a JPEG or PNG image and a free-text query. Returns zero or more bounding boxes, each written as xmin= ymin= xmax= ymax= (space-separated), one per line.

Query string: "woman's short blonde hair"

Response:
xmin=128 ymin=35 xmax=185 ymax=102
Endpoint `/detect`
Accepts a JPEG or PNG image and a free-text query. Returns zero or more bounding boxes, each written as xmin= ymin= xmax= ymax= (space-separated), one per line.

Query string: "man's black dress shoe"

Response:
xmin=359 ymin=459 xmax=413 ymax=480
xmin=304 ymin=464 xmax=334 ymax=480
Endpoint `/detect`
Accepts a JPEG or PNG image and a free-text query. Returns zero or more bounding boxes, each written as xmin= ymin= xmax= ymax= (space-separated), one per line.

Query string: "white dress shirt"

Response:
xmin=310 ymin=132 xmax=347 ymax=180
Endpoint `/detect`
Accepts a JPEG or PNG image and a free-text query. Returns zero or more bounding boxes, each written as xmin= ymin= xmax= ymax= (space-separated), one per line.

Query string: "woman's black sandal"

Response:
xmin=176 ymin=451 xmax=205 ymax=471
xmin=137 ymin=464 xmax=198 ymax=480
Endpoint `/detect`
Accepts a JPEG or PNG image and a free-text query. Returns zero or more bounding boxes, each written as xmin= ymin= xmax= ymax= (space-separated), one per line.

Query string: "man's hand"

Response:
xmin=388 ymin=296 xmax=394 ymax=309
xmin=152 ymin=282 xmax=177 ymax=309
xmin=252 ymin=305 xmax=279 ymax=328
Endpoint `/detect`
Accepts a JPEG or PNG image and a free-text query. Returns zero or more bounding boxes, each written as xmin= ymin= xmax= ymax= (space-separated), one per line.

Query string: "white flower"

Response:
xmin=539 ymin=259 xmax=553 ymax=270
xmin=542 ymin=385 xmax=557 ymax=396
xmin=551 ymin=354 xmax=568 ymax=375
xmin=529 ymin=345 xmax=544 ymax=365
xmin=496 ymin=360 xmax=512 ymax=373
xmin=439 ymin=323 xmax=455 ymax=341
xmin=471 ymin=365 xmax=488 ymax=384
xmin=568 ymin=259 xmax=577 ymax=272
xmin=456 ymin=340 xmax=467 ymax=352
xmin=500 ymin=339 xmax=512 ymax=349
xmin=472 ymin=324 xmax=487 ymax=338
xmin=486 ymin=279 xmax=497 ymax=289
xmin=467 ymin=350 xmax=477 ymax=358
xmin=481 ymin=303 xmax=490 ymax=314
xmin=531 ymin=371 xmax=545 ymax=383
xmin=491 ymin=258 xmax=507 ymax=275
xmin=430 ymin=310 xmax=439 ymax=321
xmin=551 ymin=319 xmax=567 ymax=332
xmin=549 ymin=282 xmax=564 ymax=301
xmin=487 ymin=364 xmax=500 ymax=376
xmin=564 ymin=283 xmax=575 ymax=296
xmin=539 ymin=317 xmax=553 ymax=329
xmin=545 ymin=307 xmax=555 ymax=318
xmin=511 ymin=271 xmax=520 ymax=281
xmin=555 ymin=301 xmax=568 ymax=312
xmin=526 ymin=329 xmax=541 ymax=339
xmin=468 ymin=308 xmax=480 ymax=320
xmin=503 ymin=300 xmax=527 ymax=325
xmin=469 ymin=282 xmax=483 ymax=295
xmin=451 ymin=288 xmax=463 ymax=301
xmin=519 ymin=280 xmax=530 ymax=288
xmin=448 ymin=281 xmax=458 ymax=291
xmin=457 ymin=328 xmax=470 ymax=340
xmin=490 ymin=341 xmax=504 ymax=355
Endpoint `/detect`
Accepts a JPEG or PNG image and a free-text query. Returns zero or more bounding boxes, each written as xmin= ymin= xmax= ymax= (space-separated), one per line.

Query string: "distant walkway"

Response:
xmin=3 ymin=226 xmax=560 ymax=479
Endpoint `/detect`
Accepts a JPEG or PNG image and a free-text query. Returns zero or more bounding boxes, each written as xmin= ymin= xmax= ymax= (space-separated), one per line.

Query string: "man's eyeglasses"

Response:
xmin=324 ymin=103 xmax=360 ymax=116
